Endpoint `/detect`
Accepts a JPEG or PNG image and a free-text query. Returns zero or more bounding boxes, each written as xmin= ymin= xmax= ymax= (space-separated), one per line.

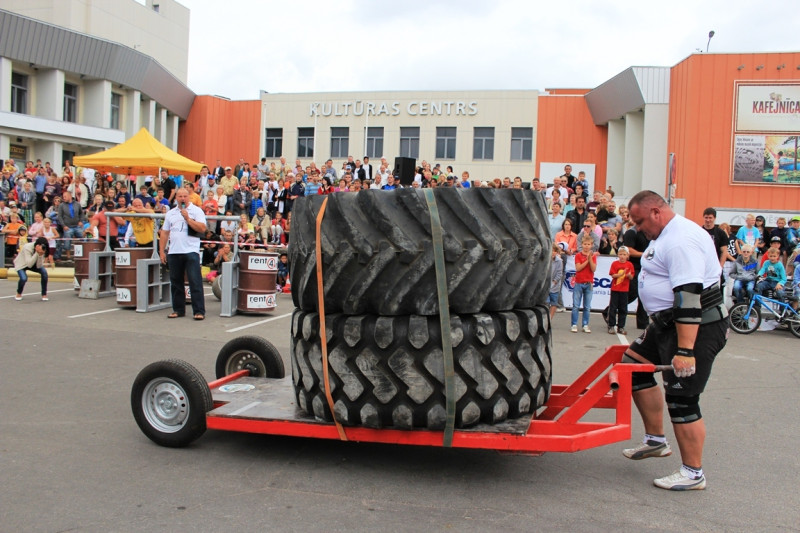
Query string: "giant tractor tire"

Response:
xmin=288 ymin=188 xmax=551 ymax=316
xmin=290 ymin=307 xmax=552 ymax=430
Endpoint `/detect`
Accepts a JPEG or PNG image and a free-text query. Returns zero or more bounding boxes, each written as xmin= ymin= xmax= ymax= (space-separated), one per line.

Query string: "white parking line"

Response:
xmin=0 ymin=287 xmax=76 ymax=300
xmin=225 ymin=312 xmax=293 ymax=333
xmin=68 ymin=308 xmax=121 ymax=318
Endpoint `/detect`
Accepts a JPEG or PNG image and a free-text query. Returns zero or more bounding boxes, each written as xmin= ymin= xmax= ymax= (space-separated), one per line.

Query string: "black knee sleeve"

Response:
xmin=666 ymin=394 xmax=701 ymax=424
xmin=623 ymin=355 xmax=659 ymax=391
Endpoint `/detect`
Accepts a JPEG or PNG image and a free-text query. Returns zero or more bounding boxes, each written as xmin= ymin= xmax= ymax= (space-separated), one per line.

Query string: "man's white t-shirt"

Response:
xmin=162 ymin=203 xmax=206 ymax=255
xmin=639 ymin=214 xmax=721 ymax=314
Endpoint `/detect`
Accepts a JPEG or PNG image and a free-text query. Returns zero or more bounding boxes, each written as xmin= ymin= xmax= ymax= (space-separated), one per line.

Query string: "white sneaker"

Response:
xmin=14 ymin=295 xmax=22 ymax=301
xmin=583 ymin=325 xmax=591 ymax=333
xmin=623 ymin=440 xmax=672 ymax=460
xmin=654 ymin=469 xmax=706 ymax=491
xmin=41 ymin=296 xmax=49 ymax=301
xmin=570 ymin=325 xmax=578 ymax=333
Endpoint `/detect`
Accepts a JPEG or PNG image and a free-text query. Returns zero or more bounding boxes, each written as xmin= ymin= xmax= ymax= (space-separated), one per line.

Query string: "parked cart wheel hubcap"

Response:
xmin=142 ymin=378 xmax=190 ymax=433
xmin=225 ymin=350 xmax=266 ymax=377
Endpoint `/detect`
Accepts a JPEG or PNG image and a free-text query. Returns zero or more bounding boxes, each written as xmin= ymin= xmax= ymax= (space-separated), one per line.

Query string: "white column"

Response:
xmin=141 ymin=98 xmax=156 ymax=133
xmin=36 ymin=69 xmax=65 ymax=120
xmin=606 ymin=119 xmax=626 ymax=196
xmin=0 ymin=57 xmax=12 ymax=113
xmin=0 ymin=134 xmax=10 ymax=160
xmin=155 ymin=106 xmax=167 ymax=144
xmin=83 ymin=79 xmax=111 ymax=128
xmin=641 ymin=104 xmax=670 ymax=197
xmin=125 ymin=89 xmax=142 ymax=137
xmin=623 ymin=112 xmax=644 ymax=194
xmin=33 ymin=140 xmax=63 ymax=170
xmin=166 ymin=113 xmax=179 ymax=150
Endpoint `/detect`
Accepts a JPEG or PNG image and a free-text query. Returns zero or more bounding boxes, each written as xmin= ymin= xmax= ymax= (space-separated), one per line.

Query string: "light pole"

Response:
xmin=706 ymin=30 xmax=715 ymax=53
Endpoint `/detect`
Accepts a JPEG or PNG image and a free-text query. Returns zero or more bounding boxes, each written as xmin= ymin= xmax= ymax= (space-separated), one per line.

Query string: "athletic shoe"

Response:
xmin=617 ymin=328 xmax=627 ymax=335
xmin=583 ymin=325 xmax=591 ymax=333
xmin=14 ymin=295 xmax=22 ymax=301
xmin=557 ymin=307 xmax=566 ymax=313
xmin=41 ymin=296 xmax=49 ymax=301
xmin=623 ymin=440 xmax=672 ymax=460
xmin=654 ymin=470 xmax=706 ymax=491
xmin=608 ymin=326 xmax=616 ymax=334
xmin=570 ymin=325 xmax=578 ymax=333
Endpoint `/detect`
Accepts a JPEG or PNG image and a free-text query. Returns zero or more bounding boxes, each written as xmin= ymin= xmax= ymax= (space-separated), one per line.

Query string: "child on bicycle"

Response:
xmin=730 ymin=244 xmax=758 ymax=304
xmin=756 ymin=248 xmax=787 ymax=300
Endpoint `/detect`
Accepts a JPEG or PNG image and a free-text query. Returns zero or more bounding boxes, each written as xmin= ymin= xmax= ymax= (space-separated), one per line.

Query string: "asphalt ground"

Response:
xmin=1 ymin=279 xmax=799 ymax=532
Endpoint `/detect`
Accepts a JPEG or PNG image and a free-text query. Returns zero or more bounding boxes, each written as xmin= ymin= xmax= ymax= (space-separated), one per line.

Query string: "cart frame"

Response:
xmin=203 ymin=344 xmax=653 ymax=454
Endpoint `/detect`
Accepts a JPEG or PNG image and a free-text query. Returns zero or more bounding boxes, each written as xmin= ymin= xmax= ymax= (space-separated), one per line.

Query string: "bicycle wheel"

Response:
xmin=729 ymin=303 xmax=760 ymax=334
xmin=788 ymin=314 xmax=800 ymax=339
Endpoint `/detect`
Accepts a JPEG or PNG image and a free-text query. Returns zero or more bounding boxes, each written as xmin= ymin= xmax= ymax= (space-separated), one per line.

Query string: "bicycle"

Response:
xmin=728 ymin=290 xmax=800 ymax=338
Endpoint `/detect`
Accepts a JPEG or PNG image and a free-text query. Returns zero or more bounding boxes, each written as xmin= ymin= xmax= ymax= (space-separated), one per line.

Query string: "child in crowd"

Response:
xmin=549 ymin=243 xmax=563 ymax=320
xmin=277 ymin=252 xmax=289 ymax=290
xmin=607 ymin=246 xmax=634 ymax=335
xmin=729 ymin=244 xmax=758 ymax=304
xmin=756 ymin=248 xmax=787 ymax=300
xmin=571 ymin=237 xmax=597 ymax=333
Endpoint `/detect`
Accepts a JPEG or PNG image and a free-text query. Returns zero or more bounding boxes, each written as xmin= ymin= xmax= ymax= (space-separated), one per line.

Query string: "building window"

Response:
xmin=265 ymin=128 xmax=282 ymax=158
xmin=435 ymin=127 xmax=457 ymax=160
xmin=330 ymin=127 xmax=349 ymax=158
xmin=110 ymin=93 xmax=121 ymax=129
xmin=297 ymin=127 xmax=314 ymax=158
xmin=64 ymin=83 xmax=78 ymax=123
xmin=399 ymin=127 xmax=420 ymax=159
xmin=473 ymin=127 xmax=495 ymax=160
xmin=510 ymin=127 xmax=533 ymax=161
xmin=366 ymin=127 xmax=384 ymax=158
xmin=11 ymin=73 xmax=28 ymax=114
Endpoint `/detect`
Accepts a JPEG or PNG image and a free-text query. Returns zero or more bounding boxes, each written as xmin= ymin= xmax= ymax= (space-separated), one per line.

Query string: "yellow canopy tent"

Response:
xmin=73 ymin=128 xmax=204 ymax=176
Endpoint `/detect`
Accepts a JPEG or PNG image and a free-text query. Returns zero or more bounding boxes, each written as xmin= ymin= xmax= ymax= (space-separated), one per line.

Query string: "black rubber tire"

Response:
xmin=215 ymin=335 xmax=285 ymax=379
xmin=728 ymin=303 xmax=760 ymax=334
xmin=211 ymin=275 xmax=222 ymax=301
xmin=289 ymin=188 xmax=551 ymax=315
xmin=788 ymin=317 xmax=800 ymax=339
xmin=131 ymin=359 xmax=212 ymax=448
xmin=290 ymin=307 xmax=552 ymax=429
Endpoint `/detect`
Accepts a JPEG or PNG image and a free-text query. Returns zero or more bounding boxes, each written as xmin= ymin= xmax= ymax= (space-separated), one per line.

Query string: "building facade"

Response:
xmin=0 ymin=3 xmax=194 ymax=169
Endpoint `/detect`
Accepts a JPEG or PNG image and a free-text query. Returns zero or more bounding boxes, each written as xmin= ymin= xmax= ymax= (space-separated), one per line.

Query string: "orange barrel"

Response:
xmin=73 ymin=240 xmax=105 ymax=291
xmin=115 ymin=248 xmax=154 ymax=307
xmin=237 ymin=250 xmax=278 ymax=314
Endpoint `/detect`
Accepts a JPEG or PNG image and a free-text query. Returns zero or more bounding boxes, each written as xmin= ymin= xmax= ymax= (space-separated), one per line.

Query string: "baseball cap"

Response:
xmin=771 ymin=236 xmax=782 ymax=243
xmin=225 ymin=166 xmax=232 ymax=170
xmin=9 ymin=201 xmax=17 ymax=206
xmin=790 ymin=215 xmax=800 ymax=222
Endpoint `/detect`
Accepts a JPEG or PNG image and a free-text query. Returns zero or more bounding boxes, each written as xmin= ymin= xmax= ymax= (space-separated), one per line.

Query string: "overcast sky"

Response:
xmin=178 ymin=0 xmax=798 ymax=100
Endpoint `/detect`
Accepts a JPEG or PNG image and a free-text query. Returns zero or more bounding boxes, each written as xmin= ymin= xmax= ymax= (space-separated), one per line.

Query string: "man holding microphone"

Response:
xmin=159 ymin=188 xmax=207 ymax=320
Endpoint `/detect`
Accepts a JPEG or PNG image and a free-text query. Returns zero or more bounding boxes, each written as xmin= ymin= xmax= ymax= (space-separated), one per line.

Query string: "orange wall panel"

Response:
xmin=668 ymin=53 xmax=800 ymax=221
xmin=178 ymin=96 xmax=261 ymax=167
xmin=536 ymin=95 xmax=608 ymax=187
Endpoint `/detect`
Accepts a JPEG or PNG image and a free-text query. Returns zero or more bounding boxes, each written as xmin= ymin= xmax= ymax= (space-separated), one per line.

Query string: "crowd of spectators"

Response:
xmin=2 ymin=157 xmax=799 ymax=308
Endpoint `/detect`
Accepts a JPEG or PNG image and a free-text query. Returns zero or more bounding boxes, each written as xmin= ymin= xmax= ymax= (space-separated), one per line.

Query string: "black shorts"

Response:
xmin=627 ymin=319 xmax=729 ymax=396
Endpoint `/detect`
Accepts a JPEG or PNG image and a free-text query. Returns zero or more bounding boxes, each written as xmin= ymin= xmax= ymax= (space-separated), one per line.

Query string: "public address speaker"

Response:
xmin=393 ymin=157 xmax=416 ymax=186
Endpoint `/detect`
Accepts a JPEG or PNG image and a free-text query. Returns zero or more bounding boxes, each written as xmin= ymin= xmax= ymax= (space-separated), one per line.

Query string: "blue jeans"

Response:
xmin=61 ymin=225 xmax=84 ymax=257
xmin=756 ymin=279 xmax=785 ymax=300
xmin=17 ymin=265 xmax=48 ymax=296
xmin=167 ymin=252 xmax=205 ymax=316
xmin=571 ymin=282 xmax=593 ymax=327
xmin=733 ymin=279 xmax=755 ymax=302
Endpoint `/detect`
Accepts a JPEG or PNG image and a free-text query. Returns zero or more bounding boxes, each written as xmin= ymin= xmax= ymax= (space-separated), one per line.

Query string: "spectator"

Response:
xmin=13 ymin=236 xmax=51 ymax=301
xmin=570 ymin=237 xmax=597 ymax=334
xmin=277 ymin=252 xmax=289 ymax=289
xmin=735 ymin=214 xmax=760 ymax=256
xmin=548 ymin=243 xmax=563 ymax=320
xmin=270 ymin=212 xmax=287 ymax=245
xmin=730 ymin=244 xmax=758 ymax=304
xmin=607 ymin=246 xmax=634 ymax=335
xmin=756 ymin=247 xmax=787 ymax=300
xmin=548 ymin=202 xmax=566 ymax=240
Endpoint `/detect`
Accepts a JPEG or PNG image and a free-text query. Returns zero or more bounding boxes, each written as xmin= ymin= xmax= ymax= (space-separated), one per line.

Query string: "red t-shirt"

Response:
xmin=574 ymin=252 xmax=597 ymax=284
xmin=609 ymin=259 xmax=635 ymax=292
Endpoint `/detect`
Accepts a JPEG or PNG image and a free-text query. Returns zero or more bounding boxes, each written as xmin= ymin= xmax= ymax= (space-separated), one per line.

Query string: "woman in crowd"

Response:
xmin=754 ymin=215 xmax=768 ymax=257
xmin=555 ymin=218 xmax=578 ymax=258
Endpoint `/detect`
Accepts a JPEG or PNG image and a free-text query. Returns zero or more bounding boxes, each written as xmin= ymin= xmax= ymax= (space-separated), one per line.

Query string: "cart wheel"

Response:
xmin=788 ymin=317 xmax=800 ymax=339
xmin=215 ymin=336 xmax=285 ymax=379
xmin=131 ymin=359 xmax=212 ymax=448
xmin=211 ymin=275 xmax=222 ymax=301
xmin=728 ymin=303 xmax=760 ymax=334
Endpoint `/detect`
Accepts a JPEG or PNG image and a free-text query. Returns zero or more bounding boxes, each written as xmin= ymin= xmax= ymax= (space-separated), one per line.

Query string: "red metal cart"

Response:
xmin=131 ymin=343 xmax=663 ymax=453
